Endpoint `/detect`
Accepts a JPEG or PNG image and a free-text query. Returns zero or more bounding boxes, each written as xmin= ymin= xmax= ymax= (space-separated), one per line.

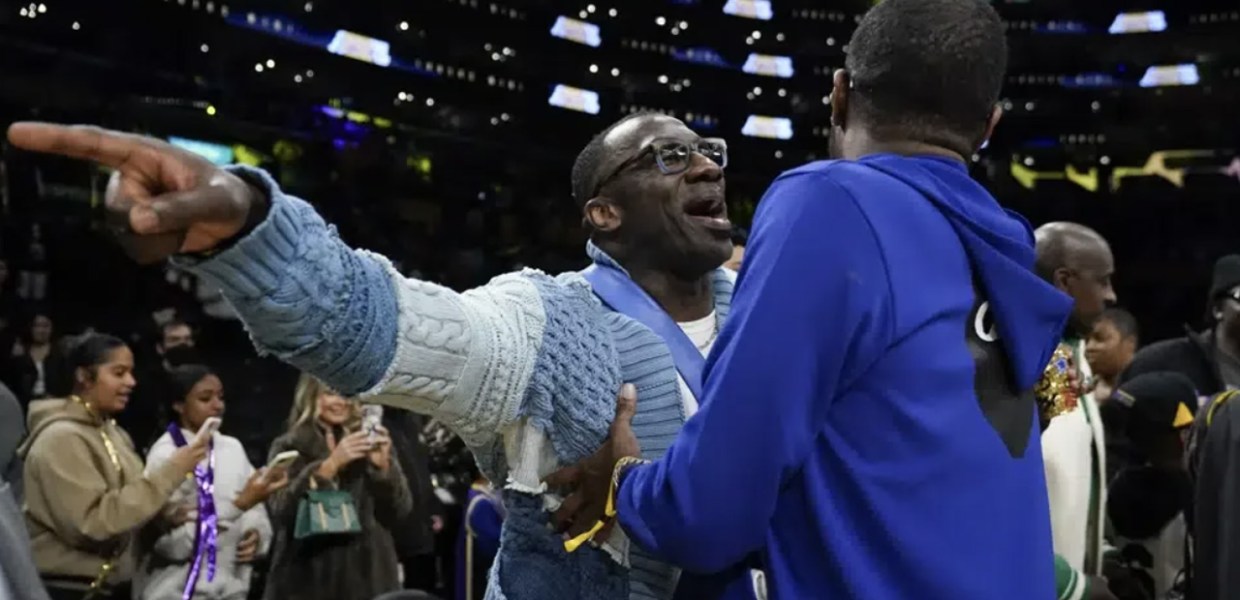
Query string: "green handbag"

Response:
xmin=294 ymin=478 xmax=362 ymax=540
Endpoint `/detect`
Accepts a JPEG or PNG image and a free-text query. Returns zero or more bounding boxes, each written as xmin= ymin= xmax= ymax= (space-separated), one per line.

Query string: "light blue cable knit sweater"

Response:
xmin=173 ymin=167 xmax=735 ymax=600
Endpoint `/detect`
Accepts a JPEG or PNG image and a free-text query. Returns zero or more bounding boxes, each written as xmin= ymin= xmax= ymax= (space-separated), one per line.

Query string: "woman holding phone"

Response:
xmin=262 ymin=374 xmax=412 ymax=600
xmin=19 ymin=334 xmax=207 ymax=600
xmin=136 ymin=365 xmax=287 ymax=600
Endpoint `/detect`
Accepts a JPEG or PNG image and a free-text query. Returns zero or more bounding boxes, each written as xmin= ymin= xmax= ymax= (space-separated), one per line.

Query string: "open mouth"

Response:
xmin=683 ymin=197 xmax=731 ymax=230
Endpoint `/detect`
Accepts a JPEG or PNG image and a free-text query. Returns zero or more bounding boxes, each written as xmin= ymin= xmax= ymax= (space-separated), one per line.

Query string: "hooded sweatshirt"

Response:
xmin=615 ymin=155 xmax=1073 ymax=599
xmin=18 ymin=398 xmax=187 ymax=587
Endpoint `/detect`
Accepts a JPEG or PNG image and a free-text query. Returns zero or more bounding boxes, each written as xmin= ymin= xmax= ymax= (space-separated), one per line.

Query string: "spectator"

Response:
xmin=154 ymin=320 xmax=195 ymax=370
xmin=1185 ymin=382 xmax=1240 ymax=600
xmin=5 ymin=312 xmax=64 ymax=408
xmin=382 ymin=409 xmax=443 ymax=594
xmin=0 ymin=258 xmax=19 ymax=321
xmin=1120 ymin=254 xmax=1240 ymax=399
xmin=262 ymin=375 xmax=412 ymax=600
xmin=454 ymin=466 xmax=502 ymax=600
xmin=0 ymin=377 xmax=50 ymax=600
xmin=17 ymin=224 xmax=48 ymax=302
xmin=1104 ymin=372 xmax=1195 ymax=600
xmin=18 ymin=334 xmax=207 ymax=600
xmin=136 ymin=364 xmax=284 ymax=600
xmin=0 ymin=380 xmax=25 ymax=502
xmin=1086 ymin=308 xmax=1139 ymax=403
xmin=122 ymin=319 xmax=199 ymax=453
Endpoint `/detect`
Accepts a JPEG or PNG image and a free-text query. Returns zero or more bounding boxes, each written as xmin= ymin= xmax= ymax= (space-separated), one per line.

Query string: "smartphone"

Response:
xmin=195 ymin=416 xmax=222 ymax=444
xmin=361 ymin=404 xmax=384 ymax=441
xmin=267 ymin=450 xmax=300 ymax=471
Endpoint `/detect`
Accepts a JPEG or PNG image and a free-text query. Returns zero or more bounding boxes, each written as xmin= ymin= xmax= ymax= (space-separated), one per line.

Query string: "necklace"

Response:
xmin=70 ymin=395 xmax=121 ymax=474
xmin=693 ymin=314 xmax=720 ymax=352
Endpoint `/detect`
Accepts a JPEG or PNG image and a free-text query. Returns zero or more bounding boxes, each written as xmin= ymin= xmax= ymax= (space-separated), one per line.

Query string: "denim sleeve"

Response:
xmin=173 ymin=167 xmax=547 ymax=445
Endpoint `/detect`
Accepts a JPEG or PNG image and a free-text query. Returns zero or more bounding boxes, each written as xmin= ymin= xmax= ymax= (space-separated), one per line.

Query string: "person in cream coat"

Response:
xmin=1035 ymin=223 xmax=1116 ymax=596
xmin=137 ymin=365 xmax=286 ymax=600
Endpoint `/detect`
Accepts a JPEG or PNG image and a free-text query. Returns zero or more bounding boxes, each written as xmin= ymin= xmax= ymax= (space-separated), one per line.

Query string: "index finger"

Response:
xmin=7 ymin=122 xmax=145 ymax=169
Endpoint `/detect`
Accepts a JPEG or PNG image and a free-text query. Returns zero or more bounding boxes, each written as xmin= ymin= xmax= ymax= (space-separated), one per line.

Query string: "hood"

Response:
xmin=17 ymin=398 xmax=98 ymax=458
xmin=861 ymin=154 xmax=1073 ymax=391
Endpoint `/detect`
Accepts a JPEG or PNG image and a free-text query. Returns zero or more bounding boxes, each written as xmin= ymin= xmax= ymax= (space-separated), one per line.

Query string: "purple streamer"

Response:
xmin=167 ymin=423 xmax=218 ymax=600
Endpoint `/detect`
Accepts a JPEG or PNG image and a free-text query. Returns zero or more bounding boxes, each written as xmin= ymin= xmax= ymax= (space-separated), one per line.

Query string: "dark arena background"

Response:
xmin=1 ymin=1 xmax=1239 ymax=598
xmin=3 ymin=0 xmax=1240 ymax=339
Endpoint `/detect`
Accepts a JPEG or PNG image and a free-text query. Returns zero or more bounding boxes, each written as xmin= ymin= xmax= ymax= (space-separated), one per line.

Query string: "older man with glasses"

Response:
xmin=5 ymin=112 xmax=758 ymax=600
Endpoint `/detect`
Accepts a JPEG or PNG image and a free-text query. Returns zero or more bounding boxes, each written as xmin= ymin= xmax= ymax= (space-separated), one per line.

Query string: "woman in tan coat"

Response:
xmin=18 ymin=334 xmax=208 ymax=600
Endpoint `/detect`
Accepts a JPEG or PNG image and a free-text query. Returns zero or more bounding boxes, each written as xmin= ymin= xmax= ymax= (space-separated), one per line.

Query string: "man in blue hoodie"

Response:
xmin=548 ymin=0 xmax=1075 ymax=598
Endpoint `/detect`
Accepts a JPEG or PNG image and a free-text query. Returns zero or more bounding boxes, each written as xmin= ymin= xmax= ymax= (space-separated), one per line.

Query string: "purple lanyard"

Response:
xmin=167 ymin=423 xmax=218 ymax=599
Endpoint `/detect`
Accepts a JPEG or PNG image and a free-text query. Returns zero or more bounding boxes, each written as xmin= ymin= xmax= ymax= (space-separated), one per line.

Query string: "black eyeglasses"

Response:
xmin=591 ymin=137 xmax=728 ymax=199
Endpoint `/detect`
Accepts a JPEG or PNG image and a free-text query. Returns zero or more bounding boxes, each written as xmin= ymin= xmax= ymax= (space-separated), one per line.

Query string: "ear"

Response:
xmin=829 ymin=69 xmax=850 ymax=129
xmin=75 ymin=366 xmax=92 ymax=388
xmin=583 ymin=198 xmax=623 ymax=234
xmin=1052 ymin=267 xmax=1074 ymax=292
xmin=172 ymin=402 xmax=185 ymax=417
xmin=979 ymin=104 xmax=1003 ymax=151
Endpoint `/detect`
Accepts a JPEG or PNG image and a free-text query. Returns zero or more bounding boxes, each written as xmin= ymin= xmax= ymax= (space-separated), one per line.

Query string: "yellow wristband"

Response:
xmin=562 ymin=456 xmax=649 ymax=553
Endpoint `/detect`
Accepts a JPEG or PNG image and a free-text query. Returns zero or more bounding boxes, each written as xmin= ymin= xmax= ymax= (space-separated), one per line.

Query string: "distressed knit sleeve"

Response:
xmin=172 ymin=167 xmax=546 ymax=445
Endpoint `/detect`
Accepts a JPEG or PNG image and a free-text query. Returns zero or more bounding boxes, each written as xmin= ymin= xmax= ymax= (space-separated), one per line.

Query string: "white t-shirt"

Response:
xmin=675 ymin=311 xmax=719 ymax=418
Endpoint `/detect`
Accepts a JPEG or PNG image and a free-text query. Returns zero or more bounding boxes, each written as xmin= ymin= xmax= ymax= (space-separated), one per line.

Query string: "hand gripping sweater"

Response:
xmin=171 ymin=167 xmax=740 ymax=600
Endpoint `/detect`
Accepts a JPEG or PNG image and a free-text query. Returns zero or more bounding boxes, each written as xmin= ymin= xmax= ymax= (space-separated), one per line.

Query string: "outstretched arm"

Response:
xmin=5 ymin=123 xmax=547 ymax=443
xmin=174 ymin=168 xmax=547 ymax=441
xmin=614 ymin=172 xmax=893 ymax=572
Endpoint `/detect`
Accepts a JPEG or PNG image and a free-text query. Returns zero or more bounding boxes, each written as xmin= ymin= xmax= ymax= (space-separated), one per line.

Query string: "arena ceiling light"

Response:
xmin=1109 ymin=11 xmax=1167 ymax=34
xmin=742 ymin=115 xmax=793 ymax=140
xmin=742 ymin=53 xmax=794 ymax=78
xmin=548 ymin=84 xmax=601 ymax=115
xmin=1139 ymin=64 xmax=1199 ymax=87
xmin=327 ymin=30 xmax=392 ymax=67
xmin=551 ymin=16 xmax=602 ymax=47
xmin=723 ymin=0 xmax=772 ymax=20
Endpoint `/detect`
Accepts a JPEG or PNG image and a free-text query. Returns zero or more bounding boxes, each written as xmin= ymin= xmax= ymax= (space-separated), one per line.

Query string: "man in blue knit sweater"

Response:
xmin=6 ymin=114 xmax=756 ymax=599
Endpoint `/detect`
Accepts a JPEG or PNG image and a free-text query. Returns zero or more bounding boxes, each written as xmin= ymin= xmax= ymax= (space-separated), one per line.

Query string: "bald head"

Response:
xmin=1034 ymin=222 xmax=1110 ymax=280
xmin=1034 ymin=222 xmax=1117 ymax=334
xmin=570 ymin=112 xmax=687 ymax=208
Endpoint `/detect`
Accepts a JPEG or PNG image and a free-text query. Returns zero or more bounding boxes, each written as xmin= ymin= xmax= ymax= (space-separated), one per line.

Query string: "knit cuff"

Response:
xmin=170 ymin=165 xmax=301 ymax=299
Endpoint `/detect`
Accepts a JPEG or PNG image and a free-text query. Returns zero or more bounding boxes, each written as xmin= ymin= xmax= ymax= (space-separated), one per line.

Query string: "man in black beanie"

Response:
xmin=1120 ymin=254 xmax=1240 ymax=398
